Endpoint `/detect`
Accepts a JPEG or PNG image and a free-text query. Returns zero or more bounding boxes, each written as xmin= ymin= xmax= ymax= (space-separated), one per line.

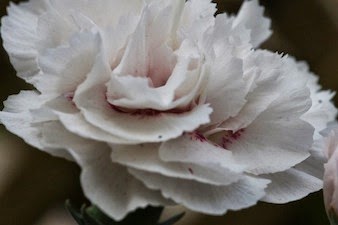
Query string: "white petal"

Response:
xmin=100 ymin=14 xmax=140 ymax=66
xmin=233 ymin=0 xmax=271 ymax=47
xmin=81 ymin=88 xmax=212 ymax=143
xmin=283 ymin=56 xmax=337 ymax=139
xmin=148 ymin=0 xmax=185 ymax=48
xmin=57 ymin=112 xmax=137 ymax=144
xmin=112 ymin=0 xmax=186 ymax=77
xmin=40 ymin=122 xmax=171 ymax=221
xmin=39 ymin=120 xmax=92 ymax=152
xmin=74 ymin=54 xmax=212 ymax=143
xmin=1 ymin=2 xmax=42 ymax=79
xmin=35 ymin=6 xmax=76 ymax=51
xmin=302 ymin=90 xmax=337 ymax=139
xmin=260 ymin=132 xmax=326 ymax=203
xmin=112 ymin=143 xmax=242 ymax=186
xmin=159 ymin=133 xmax=245 ymax=173
xmin=129 ymin=169 xmax=269 ymax=215
xmin=80 ymin=161 xmax=171 ymax=221
xmin=178 ymin=0 xmax=216 ymax=42
xmin=44 ymin=96 xmax=136 ymax=144
xmin=112 ymin=6 xmax=150 ymax=78
xmin=107 ymin=58 xmax=204 ymax=111
xmin=18 ymin=0 xmax=51 ymax=14
xmin=1 ymin=0 xmax=145 ymax=81
xmin=0 ymin=91 xmax=46 ymax=150
xmin=229 ymin=88 xmax=313 ymax=175
xmin=108 ymin=39 xmax=204 ymax=111
xmin=201 ymin=14 xmax=251 ymax=59
xmin=107 ymin=75 xmax=174 ymax=110
xmin=0 ymin=91 xmax=72 ymax=159
xmin=294 ymin=146 xmax=327 ymax=180
xmin=214 ymin=51 xmax=315 ymax=175
xmin=49 ymin=0 xmax=144 ymax=28
xmin=36 ymin=31 xmax=101 ymax=94
xmin=221 ymin=51 xmax=285 ymax=131
xmin=206 ymin=56 xmax=247 ymax=124
xmin=261 ymin=168 xmax=322 ymax=203
xmin=44 ymin=95 xmax=79 ymax=114
xmin=158 ymin=40 xmax=206 ymax=108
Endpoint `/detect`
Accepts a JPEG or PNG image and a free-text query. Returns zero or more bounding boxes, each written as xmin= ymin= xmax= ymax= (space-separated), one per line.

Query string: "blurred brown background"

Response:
xmin=0 ymin=0 xmax=337 ymax=224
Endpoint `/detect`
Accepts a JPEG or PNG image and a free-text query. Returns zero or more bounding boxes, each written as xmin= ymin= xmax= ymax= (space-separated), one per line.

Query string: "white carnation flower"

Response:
xmin=1 ymin=0 xmax=337 ymax=220
xmin=322 ymin=127 xmax=338 ymax=219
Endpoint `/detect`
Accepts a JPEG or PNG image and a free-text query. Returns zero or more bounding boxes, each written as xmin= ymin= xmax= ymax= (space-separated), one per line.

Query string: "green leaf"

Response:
xmin=65 ymin=200 xmax=184 ymax=225
xmin=65 ymin=200 xmax=163 ymax=225
xmin=117 ymin=206 xmax=164 ymax=225
xmin=329 ymin=209 xmax=338 ymax=225
xmin=158 ymin=212 xmax=185 ymax=225
xmin=84 ymin=205 xmax=164 ymax=225
xmin=84 ymin=206 xmax=118 ymax=225
xmin=65 ymin=200 xmax=86 ymax=225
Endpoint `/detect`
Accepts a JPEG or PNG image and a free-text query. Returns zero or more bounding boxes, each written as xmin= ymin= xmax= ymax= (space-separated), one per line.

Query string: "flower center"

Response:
xmin=220 ymin=129 xmax=245 ymax=149
xmin=108 ymin=101 xmax=192 ymax=117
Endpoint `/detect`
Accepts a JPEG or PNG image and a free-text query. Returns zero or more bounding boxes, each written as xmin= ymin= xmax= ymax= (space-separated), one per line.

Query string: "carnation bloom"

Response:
xmin=323 ymin=127 xmax=338 ymax=222
xmin=1 ymin=0 xmax=337 ymax=220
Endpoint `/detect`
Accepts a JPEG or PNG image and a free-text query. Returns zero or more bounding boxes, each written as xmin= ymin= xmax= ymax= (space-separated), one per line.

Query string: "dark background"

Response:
xmin=0 ymin=0 xmax=337 ymax=224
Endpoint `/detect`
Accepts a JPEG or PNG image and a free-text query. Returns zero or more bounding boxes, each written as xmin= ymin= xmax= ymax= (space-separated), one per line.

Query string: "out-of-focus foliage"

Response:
xmin=66 ymin=201 xmax=184 ymax=225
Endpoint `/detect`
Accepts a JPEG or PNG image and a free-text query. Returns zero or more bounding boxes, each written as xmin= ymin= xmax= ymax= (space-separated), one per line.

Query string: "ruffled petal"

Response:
xmin=221 ymin=51 xmax=285 ymax=131
xmin=112 ymin=143 xmax=242 ymax=186
xmin=1 ymin=0 xmax=146 ymax=83
xmin=80 ymin=91 xmax=212 ymax=143
xmin=35 ymin=5 xmax=76 ymax=51
xmin=294 ymin=138 xmax=327 ymax=180
xmin=48 ymin=0 xmax=144 ymax=28
xmin=36 ymin=31 xmax=101 ymax=94
xmin=129 ymin=169 xmax=269 ymax=215
xmin=108 ymin=38 xmax=205 ymax=111
xmin=261 ymin=168 xmax=322 ymax=203
xmin=284 ymin=57 xmax=337 ymax=139
xmin=178 ymin=0 xmax=216 ymax=42
xmin=40 ymin=122 xmax=171 ymax=221
xmin=80 ymin=161 xmax=171 ymax=221
xmin=302 ymin=90 xmax=337 ymax=139
xmin=43 ymin=96 xmax=136 ymax=144
xmin=1 ymin=1 xmax=44 ymax=79
xmin=74 ymin=54 xmax=212 ymax=143
xmin=201 ymin=13 xmax=251 ymax=59
xmin=159 ymin=133 xmax=245 ymax=173
xmin=261 ymin=132 xmax=325 ymax=204
xmin=233 ymin=0 xmax=271 ymax=47
xmin=0 ymin=91 xmax=71 ymax=159
xmin=59 ymin=112 xmax=137 ymax=144
xmin=206 ymin=56 xmax=247 ymax=124
xmin=228 ymin=88 xmax=313 ymax=175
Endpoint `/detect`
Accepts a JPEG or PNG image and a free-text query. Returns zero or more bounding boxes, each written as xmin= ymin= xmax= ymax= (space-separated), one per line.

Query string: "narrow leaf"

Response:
xmin=84 ymin=206 xmax=118 ymax=225
xmin=117 ymin=206 xmax=164 ymax=225
xmin=66 ymin=200 xmax=165 ymax=225
xmin=329 ymin=209 xmax=338 ymax=225
xmin=158 ymin=212 xmax=185 ymax=225
xmin=65 ymin=200 xmax=86 ymax=225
